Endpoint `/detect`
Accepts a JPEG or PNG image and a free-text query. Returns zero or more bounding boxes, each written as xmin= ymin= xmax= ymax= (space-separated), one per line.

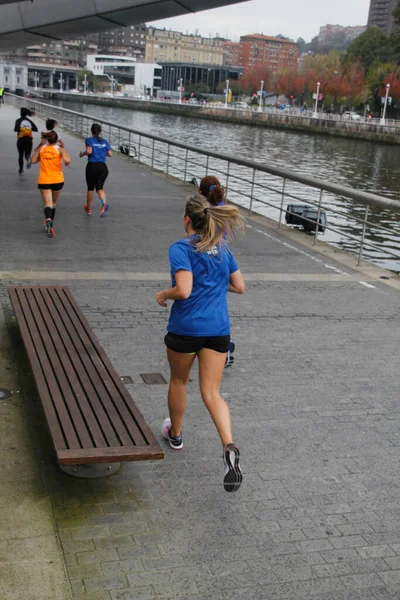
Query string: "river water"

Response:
xmin=56 ymin=99 xmax=400 ymax=272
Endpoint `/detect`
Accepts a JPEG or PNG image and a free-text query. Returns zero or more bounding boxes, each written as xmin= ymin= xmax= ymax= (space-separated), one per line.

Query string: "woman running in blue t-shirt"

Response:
xmin=199 ymin=175 xmax=236 ymax=369
xmin=79 ymin=123 xmax=112 ymax=217
xmin=156 ymin=194 xmax=246 ymax=492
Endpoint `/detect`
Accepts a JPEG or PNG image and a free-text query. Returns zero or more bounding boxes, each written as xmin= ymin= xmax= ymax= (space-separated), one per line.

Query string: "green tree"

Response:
xmin=78 ymin=70 xmax=95 ymax=92
xmin=345 ymin=27 xmax=388 ymax=69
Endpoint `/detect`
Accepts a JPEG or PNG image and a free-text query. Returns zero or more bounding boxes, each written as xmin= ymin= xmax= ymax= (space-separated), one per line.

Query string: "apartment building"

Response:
xmin=97 ymin=25 xmax=147 ymax=60
xmin=318 ymin=24 xmax=366 ymax=46
xmin=238 ymin=34 xmax=298 ymax=72
xmin=368 ymin=0 xmax=398 ymax=35
xmin=145 ymin=27 xmax=224 ymax=65
xmin=222 ymin=41 xmax=241 ymax=66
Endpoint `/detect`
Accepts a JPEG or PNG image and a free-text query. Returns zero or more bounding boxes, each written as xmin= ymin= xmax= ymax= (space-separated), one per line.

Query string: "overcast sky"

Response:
xmin=150 ymin=0 xmax=370 ymax=42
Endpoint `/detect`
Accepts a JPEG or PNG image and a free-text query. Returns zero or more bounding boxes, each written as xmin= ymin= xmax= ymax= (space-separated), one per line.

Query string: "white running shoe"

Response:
xmin=161 ymin=418 xmax=183 ymax=450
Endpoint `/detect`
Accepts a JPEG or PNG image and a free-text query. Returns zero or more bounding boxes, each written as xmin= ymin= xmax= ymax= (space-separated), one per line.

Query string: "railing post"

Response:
xmin=206 ymin=155 xmax=210 ymax=176
xmin=278 ymin=178 xmax=287 ymax=229
xmin=151 ymin=139 xmax=155 ymax=169
xmin=117 ymin=128 xmax=120 ymax=155
xmin=128 ymin=131 xmax=131 ymax=158
xmin=313 ymin=189 xmax=324 ymax=245
xmin=138 ymin=135 xmax=141 ymax=163
xmin=166 ymin=144 xmax=170 ymax=177
xmin=249 ymin=169 xmax=256 ymax=215
xmin=357 ymin=205 xmax=370 ymax=266
xmin=183 ymin=149 xmax=189 ymax=183
xmin=225 ymin=162 xmax=231 ymax=199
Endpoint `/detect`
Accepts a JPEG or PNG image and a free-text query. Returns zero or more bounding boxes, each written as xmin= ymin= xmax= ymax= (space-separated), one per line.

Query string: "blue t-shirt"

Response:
xmin=167 ymin=236 xmax=239 ymax=337
xmin=85 ymin=136 xmax=112 ymax=163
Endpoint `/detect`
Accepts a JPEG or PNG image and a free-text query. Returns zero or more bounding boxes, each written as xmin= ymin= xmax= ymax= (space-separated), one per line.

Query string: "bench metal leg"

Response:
xmin=60 ymin=463 xmax=121 ymax=478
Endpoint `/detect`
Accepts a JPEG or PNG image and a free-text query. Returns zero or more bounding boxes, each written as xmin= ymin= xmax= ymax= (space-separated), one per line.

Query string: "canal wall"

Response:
xmin=52 ymin=93 xmax=400 ymax=145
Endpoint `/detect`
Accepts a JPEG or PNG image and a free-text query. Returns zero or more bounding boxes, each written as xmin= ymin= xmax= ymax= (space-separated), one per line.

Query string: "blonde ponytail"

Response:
xmin=185 ymin=194 xmax=244 ymax=253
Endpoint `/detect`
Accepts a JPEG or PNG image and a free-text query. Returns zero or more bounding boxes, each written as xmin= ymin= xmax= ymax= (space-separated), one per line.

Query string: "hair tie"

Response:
xmin=204 ymin=208 xmax=208 ymax=215
xmin=209 ymin=185 xmax=216 ymax=192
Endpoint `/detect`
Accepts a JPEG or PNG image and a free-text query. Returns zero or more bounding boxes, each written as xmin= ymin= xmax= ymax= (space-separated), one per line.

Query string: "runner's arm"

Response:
xmin=107 ymin=149 xmax=113 ymax=157
xmin=79 ymin=145 xmax=93 ymax=158
xmin=58 ymin=139 xmax=65 ymax=148
xmin=61 ymin=147 xmax=71 ymax=166
xmin=14 ymin=119 xmax=20 ymax=133
xmin=29 ymin=119 xmax=38 ymax=132
xmin=31 ymin=147 xmax=41 ymax=164
xmin=228 ymin=270 xmax=245 ymax=294
xmin=156 ymin=270 xmax=193 ymax=307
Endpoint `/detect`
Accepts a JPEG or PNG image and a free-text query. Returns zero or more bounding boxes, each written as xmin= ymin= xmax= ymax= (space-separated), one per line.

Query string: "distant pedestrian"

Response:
xmin=79 ymin=123 xmax=112 ymax=217
xmin=31 ymin=131 xmax=71 ymax=238
xmin=199 ymin=175 xmax=236 ymax=368
xmin=14 ymin=107 xmax=38 ymax=174
xmin=45 ymin=119 xmax=65 ymax=148
xmin=157 ymin=193 xmax=245 ymax=492
xmin=0 ymin=87 xmax=4 ymax=105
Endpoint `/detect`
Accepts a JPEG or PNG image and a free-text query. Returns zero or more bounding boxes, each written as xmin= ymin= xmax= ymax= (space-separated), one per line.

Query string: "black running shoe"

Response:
xmin=223 ymin=443 xmax=242 ymax=492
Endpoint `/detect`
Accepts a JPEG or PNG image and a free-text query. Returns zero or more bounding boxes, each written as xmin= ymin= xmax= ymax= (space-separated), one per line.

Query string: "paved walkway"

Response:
xmin=1 ymin=103 xmax=400 ymax=600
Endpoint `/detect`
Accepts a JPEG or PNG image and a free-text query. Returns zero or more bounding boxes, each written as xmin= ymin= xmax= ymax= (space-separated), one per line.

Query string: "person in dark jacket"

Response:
xmin=14 ymin=107 xmax=38 ymax=174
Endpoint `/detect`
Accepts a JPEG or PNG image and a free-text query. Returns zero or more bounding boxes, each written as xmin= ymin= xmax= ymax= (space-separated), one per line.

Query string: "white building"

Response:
xmin=86 ymin=55 xmax=161 ymax=96
xmin=0 ymin=61 xmax=28 ymax=91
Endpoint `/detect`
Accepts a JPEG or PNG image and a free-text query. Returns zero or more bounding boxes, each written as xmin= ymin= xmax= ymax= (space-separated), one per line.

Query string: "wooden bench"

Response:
xmin=9 ymin=286 xmax=164 ymax=477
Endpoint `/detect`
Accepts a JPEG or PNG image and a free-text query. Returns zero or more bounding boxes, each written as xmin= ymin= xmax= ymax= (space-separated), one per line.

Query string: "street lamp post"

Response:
xmin=105 ymin=74 xmax=116 ymax=97
xmin=258 ymin=80 xmax=264 ymax=113
xmin=169 ymin=68 xmax=174 ymax=92
xmin=59 ymin=72 xmax=63 ymax=92
xmin=380 ymin=83 xmax=391 ymax=124
xmin=179 ymin=78 xmax=183 ymax=104
xmin=83 ymin=73 xmax=88 ymax=95
xmin=225 ymin=79 xmax=229 ymax=108
xmin=34 ymin=71 xmax=38 ymax=91
xmin=313 ymin=81 xmax=320 ymax=118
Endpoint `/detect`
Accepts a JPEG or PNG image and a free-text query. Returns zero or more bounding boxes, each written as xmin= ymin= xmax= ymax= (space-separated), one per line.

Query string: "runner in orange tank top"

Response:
xmin=31 ymin=131 xmax=71 ymax=238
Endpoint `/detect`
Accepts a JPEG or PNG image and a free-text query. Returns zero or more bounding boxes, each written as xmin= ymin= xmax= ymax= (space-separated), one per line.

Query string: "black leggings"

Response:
xmin=17 ymin=137 xmax=33 ymax=171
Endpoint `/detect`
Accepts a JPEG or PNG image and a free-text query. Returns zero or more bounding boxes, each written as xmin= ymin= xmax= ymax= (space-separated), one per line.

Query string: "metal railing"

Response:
xmin=23 ymin=88 xmax=400 ymax=130
xmin=6 ymin=93 xmax=400 ymax=272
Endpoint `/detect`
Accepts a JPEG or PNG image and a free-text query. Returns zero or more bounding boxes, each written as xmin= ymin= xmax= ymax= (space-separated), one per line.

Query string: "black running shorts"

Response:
xmin=86 ymin=162 xmax=109 ymax=192
xmin=38 ymin=182 xmax=64 ymax=191
xmin=164 ymin=332 xmax=231 ymax=354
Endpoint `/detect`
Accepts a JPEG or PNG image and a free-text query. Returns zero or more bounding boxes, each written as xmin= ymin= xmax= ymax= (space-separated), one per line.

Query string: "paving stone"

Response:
xmin=77 ymin=549 xmax=119 ymax=565
xmin=84 ymin=576 xmax=127 ymax=592
xmin=110 ymin=589 xmax=156 ymax=600
xmin=357 ymin=546 xmax=397 ymax=559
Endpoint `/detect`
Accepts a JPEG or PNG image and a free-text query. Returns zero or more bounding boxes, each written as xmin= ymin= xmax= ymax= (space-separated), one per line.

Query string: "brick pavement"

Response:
xmin=1 ymin=103 xmax=400 ymax=600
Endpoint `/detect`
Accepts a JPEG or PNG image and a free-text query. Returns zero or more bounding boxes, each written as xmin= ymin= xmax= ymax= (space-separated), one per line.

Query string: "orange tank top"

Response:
xmin=38 ymin=144 xmax=64 ymax=185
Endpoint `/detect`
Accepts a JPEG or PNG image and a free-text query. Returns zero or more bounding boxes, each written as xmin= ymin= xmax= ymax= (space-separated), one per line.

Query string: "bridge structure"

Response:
xmin=0 ymin=0 xmax=250 ymax=50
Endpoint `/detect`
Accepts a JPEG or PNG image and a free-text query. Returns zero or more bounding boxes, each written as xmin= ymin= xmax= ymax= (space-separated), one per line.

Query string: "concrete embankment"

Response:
xmin=52 ymin=92 xmax=400 ymax=145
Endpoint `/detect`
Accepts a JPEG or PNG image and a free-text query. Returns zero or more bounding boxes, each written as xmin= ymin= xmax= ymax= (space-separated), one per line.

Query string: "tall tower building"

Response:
xmin=368 ymin=0 xmax=398 ymax=35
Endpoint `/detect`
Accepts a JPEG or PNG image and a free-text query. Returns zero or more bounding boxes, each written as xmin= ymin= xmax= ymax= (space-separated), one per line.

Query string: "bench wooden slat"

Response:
xmin=56 ymin=288 xmax=152 ymax=445
xmin=58 ymin=445 xmax=164 ymax=465
xmin=9 ymin=285 xmax=164 ymax=465
xmin=36 ymin=287 xmax=108 ymax=448
xmin=53 ymin=288 xmax=146 ymax=447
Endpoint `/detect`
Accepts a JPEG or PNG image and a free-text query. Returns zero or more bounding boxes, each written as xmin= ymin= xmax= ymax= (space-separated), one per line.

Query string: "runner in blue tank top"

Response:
xmin=156 ymin=193 xmax=246 ymax=492
xmin=199 ymin=175 xmax=235 ymax=368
